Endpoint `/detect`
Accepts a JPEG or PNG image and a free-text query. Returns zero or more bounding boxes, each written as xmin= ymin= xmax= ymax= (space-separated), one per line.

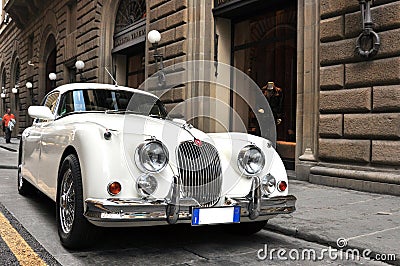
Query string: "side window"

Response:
xmin=58 ymin=91 xmax=75 ymax=116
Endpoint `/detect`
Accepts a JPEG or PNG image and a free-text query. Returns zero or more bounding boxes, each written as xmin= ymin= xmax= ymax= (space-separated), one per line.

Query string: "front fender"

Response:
xmin=208 ymin=132 xmax=289 ymax=198
xmin=69 ymin=124 xmax=174 ymax=202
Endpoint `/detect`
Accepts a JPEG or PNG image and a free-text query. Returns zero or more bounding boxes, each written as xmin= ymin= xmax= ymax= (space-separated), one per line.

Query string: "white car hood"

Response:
xmin=69 ymin=113 xmax=210 ymax=143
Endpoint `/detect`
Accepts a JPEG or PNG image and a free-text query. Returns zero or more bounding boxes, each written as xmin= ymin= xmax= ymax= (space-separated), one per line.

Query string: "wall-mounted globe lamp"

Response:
xmin=148 ymin=30 xmax=165 ymax=87
xmin=0 ymin=87 xmax=5 ymax=99
xmin=26 ymin=81 xmax=35 ymax=104
xmin=49 ymin=72 xmax=57 ymax=89
xmin=12 ymin=86 xmax=18 ymax=94
xmin=75 ymin=60 xmax=87 ymax=82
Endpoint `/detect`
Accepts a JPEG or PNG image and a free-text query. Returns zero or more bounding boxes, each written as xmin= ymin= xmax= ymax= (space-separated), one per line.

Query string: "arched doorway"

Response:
xmin=112 ymin=0 xmax=146 ymax=88
xmin=44 ymin=35 xmax=57 ymax=94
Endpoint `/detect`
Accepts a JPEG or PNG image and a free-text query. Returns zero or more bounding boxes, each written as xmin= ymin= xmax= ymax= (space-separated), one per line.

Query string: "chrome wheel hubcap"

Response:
xmin=59 ymin=169 xmax=75 ymax=234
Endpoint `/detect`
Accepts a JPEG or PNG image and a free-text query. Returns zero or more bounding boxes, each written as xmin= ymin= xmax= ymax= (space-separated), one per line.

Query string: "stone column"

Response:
xmin=296 ymin=0 xmax=320 ymax=180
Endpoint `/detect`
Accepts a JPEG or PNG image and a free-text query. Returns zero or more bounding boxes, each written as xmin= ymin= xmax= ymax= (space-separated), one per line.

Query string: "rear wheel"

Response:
xmin=17 ymin=141 xmax=35 ymax=196
xmin=56 ymin=154 xmax=96 ymax=249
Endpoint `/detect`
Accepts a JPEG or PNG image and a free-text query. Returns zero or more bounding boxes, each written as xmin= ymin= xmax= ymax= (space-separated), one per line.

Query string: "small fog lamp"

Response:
xmin=261 ymin=174 xmax=276 ymax=195
xmin=136 ymin=174 xmax=158 ymax=197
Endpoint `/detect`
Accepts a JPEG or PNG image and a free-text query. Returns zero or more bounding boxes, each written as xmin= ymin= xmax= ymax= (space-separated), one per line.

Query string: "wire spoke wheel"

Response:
xmin=57 ymin=154 xmax=96 ymax=249
xmin=59 ymin=169 xmax=76 ymax=234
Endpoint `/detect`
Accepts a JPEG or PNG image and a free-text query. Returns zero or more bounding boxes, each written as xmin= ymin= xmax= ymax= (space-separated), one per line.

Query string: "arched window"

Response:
xmin=115 ymin=0 xmax=146 ymax=33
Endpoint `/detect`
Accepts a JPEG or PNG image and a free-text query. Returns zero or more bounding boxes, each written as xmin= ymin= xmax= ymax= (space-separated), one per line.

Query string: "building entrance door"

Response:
xmin=232 ymin=2 xmax=297 ymax=169
xmin=127 ymin=43 xmax=145 ymax=88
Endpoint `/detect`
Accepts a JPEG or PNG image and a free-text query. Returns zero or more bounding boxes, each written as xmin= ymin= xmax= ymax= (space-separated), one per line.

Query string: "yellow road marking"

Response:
xmin=0 ymin=211 xmax=47 ymax=266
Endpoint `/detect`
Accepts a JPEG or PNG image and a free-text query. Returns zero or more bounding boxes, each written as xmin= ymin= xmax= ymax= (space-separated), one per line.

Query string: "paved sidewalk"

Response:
xmin=267 ymin=179 xmax=400 ymax=265
xmin=0 ymin=137 xmax=19 ymax=169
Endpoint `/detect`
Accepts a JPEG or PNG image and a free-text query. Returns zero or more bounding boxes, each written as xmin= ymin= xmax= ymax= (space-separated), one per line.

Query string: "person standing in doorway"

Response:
xmin=262 ymin=82 xmax=284 ymax=125
xmin=2 ymin=108 xmax=15 ymax=143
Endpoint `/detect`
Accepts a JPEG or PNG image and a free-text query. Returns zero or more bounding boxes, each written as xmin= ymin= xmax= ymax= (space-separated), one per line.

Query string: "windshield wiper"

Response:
xmin=149 ymin=114 xmax=166 ymax=119
xmin=105 ymin=109 xmax=130 ymax=114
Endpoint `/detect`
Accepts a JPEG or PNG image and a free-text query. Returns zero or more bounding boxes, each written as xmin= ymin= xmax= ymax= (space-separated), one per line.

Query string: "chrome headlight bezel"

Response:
xmin=237 ymin=145 xmax=265 ymax=176
xmin=135 ymin=140 xmax=169 ymax=173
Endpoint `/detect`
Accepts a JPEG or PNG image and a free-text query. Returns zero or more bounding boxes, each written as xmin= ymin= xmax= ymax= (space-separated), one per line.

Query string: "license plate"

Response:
xmin=191 ymin=206 xmax=241 ymax=225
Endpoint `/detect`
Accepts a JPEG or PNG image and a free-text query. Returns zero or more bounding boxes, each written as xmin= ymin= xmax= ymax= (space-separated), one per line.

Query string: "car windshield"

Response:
xmin=58 ymin=89 xmax=168 ymax=118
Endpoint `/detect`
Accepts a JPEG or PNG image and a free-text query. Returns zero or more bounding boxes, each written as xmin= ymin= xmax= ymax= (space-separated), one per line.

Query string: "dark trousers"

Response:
xmin=5 ymin=127 xmax=11 ymax=143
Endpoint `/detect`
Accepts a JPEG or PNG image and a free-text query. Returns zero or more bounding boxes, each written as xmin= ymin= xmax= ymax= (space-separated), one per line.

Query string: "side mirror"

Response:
xmin=28 ymin=106 xmax=55 ymax=121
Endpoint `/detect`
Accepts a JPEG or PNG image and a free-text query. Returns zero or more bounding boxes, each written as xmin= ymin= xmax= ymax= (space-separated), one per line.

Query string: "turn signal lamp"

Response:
xmin=277 ymin=181 xmax=287 ymax=192
xmin=108 ymin=182 xmax=122 ymax=196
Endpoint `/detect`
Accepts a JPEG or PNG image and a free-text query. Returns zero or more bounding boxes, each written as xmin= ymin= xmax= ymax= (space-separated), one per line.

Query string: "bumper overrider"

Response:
xmin=84 ymin=176 xmax=296 ymax=225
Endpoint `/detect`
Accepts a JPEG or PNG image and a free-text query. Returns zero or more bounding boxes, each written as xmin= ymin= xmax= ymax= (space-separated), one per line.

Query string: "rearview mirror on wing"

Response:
xmin=28 ymin=106 xmax=55 ymax=121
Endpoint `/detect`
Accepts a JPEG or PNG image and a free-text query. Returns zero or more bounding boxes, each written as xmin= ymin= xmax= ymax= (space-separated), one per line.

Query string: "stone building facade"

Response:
xmin=0 ymin=0 xmax=398 ymax=194
xmin=314 ymin=0 xmax=400 ymax=195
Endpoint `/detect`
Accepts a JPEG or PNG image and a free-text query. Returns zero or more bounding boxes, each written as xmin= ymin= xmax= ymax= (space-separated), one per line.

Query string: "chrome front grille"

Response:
xmin=176 ymin=141 xmax=222 ymax=207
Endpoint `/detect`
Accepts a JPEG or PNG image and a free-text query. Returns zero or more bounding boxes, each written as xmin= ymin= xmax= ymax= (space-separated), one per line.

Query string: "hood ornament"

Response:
xmin=194 ymin=138 xmax=202 ymax=147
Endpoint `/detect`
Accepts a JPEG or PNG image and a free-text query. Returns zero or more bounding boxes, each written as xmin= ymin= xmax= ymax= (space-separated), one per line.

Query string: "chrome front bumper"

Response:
xmin=84 ymin=195 xmax=297 ymax=226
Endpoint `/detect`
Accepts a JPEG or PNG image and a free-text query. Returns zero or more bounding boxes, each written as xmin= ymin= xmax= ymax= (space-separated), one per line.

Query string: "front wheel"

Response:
xmin=56 ymin=154 xmax=96 ymax=249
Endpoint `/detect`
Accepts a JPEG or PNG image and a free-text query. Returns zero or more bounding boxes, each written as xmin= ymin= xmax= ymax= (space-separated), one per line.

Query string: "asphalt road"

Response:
xmin=0 ymin=168 xmax=390 ymax=265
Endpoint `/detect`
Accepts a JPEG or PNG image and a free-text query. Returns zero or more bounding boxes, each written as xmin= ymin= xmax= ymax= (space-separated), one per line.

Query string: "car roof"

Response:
xmin=51 ymin=83 xmax=158 ymax=99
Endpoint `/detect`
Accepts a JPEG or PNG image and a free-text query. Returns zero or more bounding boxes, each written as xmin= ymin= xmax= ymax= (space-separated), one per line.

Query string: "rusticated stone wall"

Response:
xmin=318 ymin=0 xmax=400 ymax=167
xmin=0 ymin=0 xmax=189 ymax=133
xmin=148 ymin=0 xmax=188 ymax=113
xmin=148 ymin=0 xmax=188 ymax=71
xmin=0 ymin=0 xmax=104 ymax=135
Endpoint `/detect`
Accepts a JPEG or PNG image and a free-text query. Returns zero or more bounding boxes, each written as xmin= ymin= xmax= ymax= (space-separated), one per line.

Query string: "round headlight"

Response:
xmin=237 ymin=145 xmax=265 ymax=175
xmin=136 ymin=140 xmax=169 ymax=172
xmin=136 ymin=174 xmax=158 ymax=197
xmin=261 ymin=174 xmax=276 ymax=195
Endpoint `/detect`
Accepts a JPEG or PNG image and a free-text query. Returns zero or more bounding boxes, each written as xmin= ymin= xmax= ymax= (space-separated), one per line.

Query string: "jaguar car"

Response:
xmin=18 ymin=83 xmax=296 ymax=249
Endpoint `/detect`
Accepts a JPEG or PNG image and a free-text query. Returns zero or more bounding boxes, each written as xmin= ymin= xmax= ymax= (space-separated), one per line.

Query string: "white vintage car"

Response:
xmin=19 ymin=83 xmax=296 ymax=249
